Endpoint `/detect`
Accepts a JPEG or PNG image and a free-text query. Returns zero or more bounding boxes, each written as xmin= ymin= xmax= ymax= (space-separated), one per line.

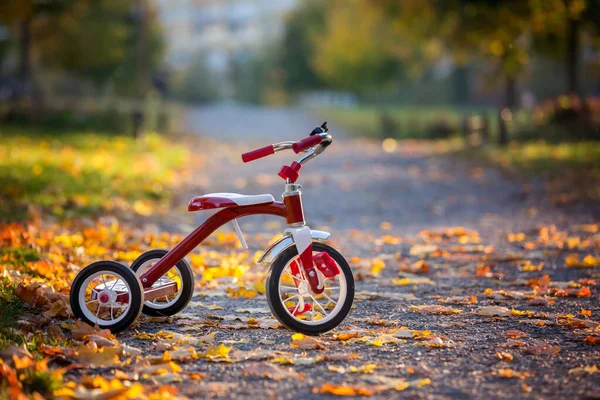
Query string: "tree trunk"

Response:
xmin=7 ymin=17 xmax=33 ymax=119
xmin=498 ymin=111 xmax=508 ymax=145
xmin=18 ymin=18 xmax=32 ymax=82
xmin=566 ymin=17 xmax=580 ymax=96
xmin=454 ymin=65 xmax=469 ymax=105
xmin=505 ymin=76 xmax=517 ymax=108
xmin=133 ymin=0 xmax=149 ymax=139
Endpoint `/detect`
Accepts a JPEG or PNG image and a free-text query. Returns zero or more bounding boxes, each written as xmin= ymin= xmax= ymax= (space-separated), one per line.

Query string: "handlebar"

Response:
xmin=292 ymin=135 xmax=322 ymax=153
xmin=241 ymin=122 xmax=332 ymax=164
xmin=241 ymin=144 xmax=275 ymax=163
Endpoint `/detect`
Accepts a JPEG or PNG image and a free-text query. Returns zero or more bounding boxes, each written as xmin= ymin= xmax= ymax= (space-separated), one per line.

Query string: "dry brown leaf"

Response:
xmin=476 ymin=306 xmax=511 ymax=317
xmin=71 ymin=320 xmax=115 ymax=341
xmin=242 ymin=362 xmax=303 ymax=381
xmin=291 ymin=333 xmax=326 ymax=350
xmin=497 ymin=369 xmax=531 ymax=379
xmin=411 ymin=305 xmax=462 ymax=315
xmin=75 ymin=343 xmax=120 ymax=366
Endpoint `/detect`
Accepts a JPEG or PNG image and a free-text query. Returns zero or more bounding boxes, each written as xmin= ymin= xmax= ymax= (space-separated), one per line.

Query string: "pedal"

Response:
xmin=288 ymin=302 xmax=312 ymax=316
xmin=231 ymin=219 xmax=248 ymax=249
xmin=313 ymin=252 xmax=340 ymax=278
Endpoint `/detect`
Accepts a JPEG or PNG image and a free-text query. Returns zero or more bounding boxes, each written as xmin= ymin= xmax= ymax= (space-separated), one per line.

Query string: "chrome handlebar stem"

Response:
xmin=271 ymin=133 xmax=332 ymax=166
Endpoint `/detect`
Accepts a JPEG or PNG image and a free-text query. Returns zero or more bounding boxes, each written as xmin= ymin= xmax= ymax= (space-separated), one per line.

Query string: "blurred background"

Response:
xmin=0 ymin=0 xmax=599 ymax=221
xmin=0 ymin=0 xmax=599 ymax=140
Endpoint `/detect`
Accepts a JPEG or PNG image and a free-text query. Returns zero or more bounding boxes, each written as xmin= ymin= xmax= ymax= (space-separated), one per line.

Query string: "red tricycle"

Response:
xmin=70 ymin=122 xmax=355 ymax=335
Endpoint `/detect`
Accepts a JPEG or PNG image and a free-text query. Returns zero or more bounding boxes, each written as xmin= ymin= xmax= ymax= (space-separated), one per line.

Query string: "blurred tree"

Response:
xmin=0 ymin=0 xmax=75 ymax=83
xmin=171 ymin=55 xmax=220 ymax=104
xmin=278 ymin=0 xmax=329 ymax=93
xmin=0 ymin=0 xmax=164 ymax=96
xmin=311 ymin=0 xmax=400 ymax=92
xmin=529 ymin=0 xmax=600 ymax=96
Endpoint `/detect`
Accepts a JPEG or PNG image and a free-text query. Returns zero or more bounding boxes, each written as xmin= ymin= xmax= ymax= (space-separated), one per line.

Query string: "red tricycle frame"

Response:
xmin=139 ymin=200 xmax=296 ymax=290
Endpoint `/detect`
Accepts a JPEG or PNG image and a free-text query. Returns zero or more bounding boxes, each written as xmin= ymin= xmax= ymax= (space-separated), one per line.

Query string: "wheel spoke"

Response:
xmin=280 ymin=285 xmax=300 ymax=291
xmin=86 ymin=299 xmax=98 ymax=305
xmin=291 ymin=300 xmax=301 ymax=316
xmin=110 ymin=306 xmax=114 ymax=320
xmin=313 ymin=298 xmax=328 ymax=315
xmin=282 ymin=294 xmax=300 ymax=302
xmin=322 ymin=292 xmax=337 ymax=305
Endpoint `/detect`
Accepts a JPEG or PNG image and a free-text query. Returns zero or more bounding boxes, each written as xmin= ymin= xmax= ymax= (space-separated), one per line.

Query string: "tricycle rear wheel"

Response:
xmin=131 ymin=249 xmax=194 ymax=317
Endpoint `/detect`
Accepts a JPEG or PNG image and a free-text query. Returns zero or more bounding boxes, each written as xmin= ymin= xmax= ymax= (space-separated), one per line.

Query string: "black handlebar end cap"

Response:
xmin=310 ymin=121 xmax=329 ymax=136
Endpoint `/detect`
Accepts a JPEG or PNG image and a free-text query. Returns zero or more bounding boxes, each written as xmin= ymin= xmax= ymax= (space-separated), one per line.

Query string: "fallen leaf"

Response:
xmin=291 ymin=333 xmax=326 ymax=350
xmin=568 ymin=365 xmax=598 ymax=375
xmin=497 ymin=369 xmax=531 ymax=379
xmin=315 ymin=383 xmax=375 ymax=396
xmin=411 ymin=305 xmax=462 ymax=315
xmin=71 ymin=320 xmax=114 ymax=341
xmin=242 ymin=362 xmax=303 ymax=381
xmin=476 ymin=306 xmax=511 ymax=317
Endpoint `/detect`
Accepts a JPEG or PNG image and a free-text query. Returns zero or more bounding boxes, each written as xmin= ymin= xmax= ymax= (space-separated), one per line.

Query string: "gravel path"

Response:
xmin=114 ymin=104 xmax=599 ymax=399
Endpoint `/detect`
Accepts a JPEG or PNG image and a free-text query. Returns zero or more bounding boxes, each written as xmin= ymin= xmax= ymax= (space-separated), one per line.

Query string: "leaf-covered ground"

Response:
xmin=1 ymin=121 xmax=599 ymax=399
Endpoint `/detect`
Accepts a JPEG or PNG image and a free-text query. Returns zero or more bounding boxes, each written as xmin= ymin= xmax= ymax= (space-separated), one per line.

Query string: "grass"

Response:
xmin=321 ymin=105 xmax=600 ymax=180
xmin=320 ymin=105 xmax=494 ymax=139
xmin=0 ymin=278 xmax=25 ymax=331
xmin=484 ymin=141 xmax=600 ymax=174
xmin=0 ymin=126 xmax=190 ymax=221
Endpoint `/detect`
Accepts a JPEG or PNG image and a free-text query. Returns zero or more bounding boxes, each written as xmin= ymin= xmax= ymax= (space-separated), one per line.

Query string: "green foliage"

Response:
xmin=0 ymin=278 xmax=24 ymax=330
xmin=280 ymin=0 xmax=598 ymax=102
xmin=20 ymin=368 xmax=63 ymax=396
xmin=0 ymin=127 xmax=189 ymax=220
xmin=312 ymin=0 xmax=400 ymax=92
xmin=279 ymin=0 xmax=329 ymax=93
xmin=0 ymin=247 xmax=41 ymax=267
xmin=321 ymin=105 xmax=492 ymax=139
xmin=0 ymin=0 xmax=164 ymax=95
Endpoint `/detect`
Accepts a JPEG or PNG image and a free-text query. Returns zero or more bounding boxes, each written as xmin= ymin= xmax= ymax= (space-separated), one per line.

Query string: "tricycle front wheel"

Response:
xmin=266 ymin=242 xmax=354 ymax=335
xmin=131 ymin=249 xmax=194 ymax=317
xmin=70 ymin=261 xmax=144 ymax=333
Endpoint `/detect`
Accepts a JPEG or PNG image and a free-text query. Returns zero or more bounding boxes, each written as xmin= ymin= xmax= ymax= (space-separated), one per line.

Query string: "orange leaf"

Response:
xmin=316 ymin=383 xmax=374 ymax=396
xmin=584 ymin=336 xmax=600 ymax=346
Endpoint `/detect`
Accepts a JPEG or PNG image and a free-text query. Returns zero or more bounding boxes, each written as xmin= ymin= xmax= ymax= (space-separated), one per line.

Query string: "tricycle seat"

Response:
xmin=188 ymin=193 xmax=275 ymax=212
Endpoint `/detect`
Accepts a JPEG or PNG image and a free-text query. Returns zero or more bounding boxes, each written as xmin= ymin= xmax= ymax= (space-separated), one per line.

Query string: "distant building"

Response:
xmin=154 ymin=0 xmax=297 ymax=73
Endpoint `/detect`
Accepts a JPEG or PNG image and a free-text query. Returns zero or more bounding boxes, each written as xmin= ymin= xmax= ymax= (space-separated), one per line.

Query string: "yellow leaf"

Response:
xmin=271 ymin=357 xmax=294 ymax=365
xmin=316 ymin=383 xmax=374 ymax=396
xmin=204 ymin=344 xmax=231 ymax=360
xmin=370 ymin=258 xmax=385 ymax=275
xmin=380 ymin=221 xmax=392 ymax=230
xmin=416 ymin=378 xmax=431 ymax=387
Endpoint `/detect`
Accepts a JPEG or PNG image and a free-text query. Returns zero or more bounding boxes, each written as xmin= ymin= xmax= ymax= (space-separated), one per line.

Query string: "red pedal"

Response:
xmin=288 ymin=303 xmax=312 ymax=316
xmin=313 ymin=252 xmax=340 ymax=278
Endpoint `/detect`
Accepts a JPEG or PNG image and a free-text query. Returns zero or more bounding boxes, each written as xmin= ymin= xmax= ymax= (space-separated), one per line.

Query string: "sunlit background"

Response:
xmin=1 ymin=0 xmax=599 ymax=140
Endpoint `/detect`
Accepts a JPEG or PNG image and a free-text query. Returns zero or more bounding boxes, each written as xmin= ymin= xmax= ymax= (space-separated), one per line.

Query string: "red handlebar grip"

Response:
xmin=242 ymin=145 xmax=275 ymax=163
xmin=292 ymin=135 xmax=322 ymax=153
